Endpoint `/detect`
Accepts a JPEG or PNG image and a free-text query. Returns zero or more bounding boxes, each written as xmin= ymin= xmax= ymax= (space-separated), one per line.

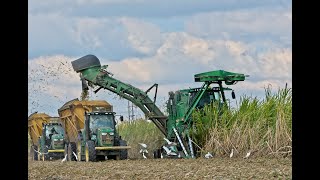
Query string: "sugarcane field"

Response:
xmin=29 ymin=1 xmax=292 ymax=179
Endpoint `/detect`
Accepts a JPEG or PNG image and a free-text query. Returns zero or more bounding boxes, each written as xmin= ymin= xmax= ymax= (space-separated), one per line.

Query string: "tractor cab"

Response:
xmin=43 ymin=123 xmax=65 ymax=149
xmin=85 ymin=112 xmax=117 ymax=147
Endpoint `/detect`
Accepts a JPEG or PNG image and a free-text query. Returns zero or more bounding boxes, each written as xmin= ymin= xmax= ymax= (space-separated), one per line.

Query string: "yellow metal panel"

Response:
xmin=95 ymin=146 xmax=131 ymax=150
xmin=28 ymin=112 xmax=50 ymax=146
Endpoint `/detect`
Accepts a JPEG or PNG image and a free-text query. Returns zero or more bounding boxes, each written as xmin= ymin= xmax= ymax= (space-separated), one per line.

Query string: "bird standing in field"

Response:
xmin=142 ymin=152 xmax=147 ymax=159
xmin=138 ymin=143 xmax=148 ymax=159
xmin=162 ymin=146 xmax=177 ymax=156
xmin=138 ymin=143 xmax=147 ymax=149
xmin=230 ymin=149 xmax=234 ymax=158
xmin=204 ymin=152 xmax=213 ymax=159
xmin=163 ymin=138 xmax=177 ymax=146
xmin=61 ymin=154 xmax=67 ymax=162
xmin=244 ymin=150 xmax=251 ymax=159
xmin=72 ymin=151 xmax=78 ymax=161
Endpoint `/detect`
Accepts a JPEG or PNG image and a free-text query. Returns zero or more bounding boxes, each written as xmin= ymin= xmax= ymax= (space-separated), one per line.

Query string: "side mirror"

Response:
xmin=120 ymin=116 xmax=124 ymax=122
xmin=231 ymin=90 xmax=236 ymax=99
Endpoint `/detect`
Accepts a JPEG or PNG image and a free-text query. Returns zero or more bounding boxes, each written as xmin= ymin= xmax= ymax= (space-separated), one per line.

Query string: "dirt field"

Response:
xmin=28 ymin=157 xmax=291 ymax=179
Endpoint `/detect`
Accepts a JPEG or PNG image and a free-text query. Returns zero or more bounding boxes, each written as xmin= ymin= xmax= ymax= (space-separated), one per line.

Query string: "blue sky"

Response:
xmin=28 ymin=0 xmax=292 ymax=118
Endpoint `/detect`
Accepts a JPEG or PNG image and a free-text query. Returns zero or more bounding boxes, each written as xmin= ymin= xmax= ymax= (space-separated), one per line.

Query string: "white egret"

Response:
xmin=61 ymin=154 xmax=67 ymax=162
xmin=204 ymin=152 xmax=213 ymax=159
xmin=138 ymin=143 xmax=148 ymax=159
xmin=162 ymin=146 xmax=177 ymax=156
xmin=163 ymin=138 xmax=177 ymax=146
xmin=230 ymin=149 xmax=234 ymax=158
xmin=72 ymin=151 xmax=78 ymax=161
xmin=142 ymin=152 xmax=147 ymax=159
xmin=244 ymin=151 xmax=251 ymax=159
xmin=138 ymin=143 xmax=147 ymax=148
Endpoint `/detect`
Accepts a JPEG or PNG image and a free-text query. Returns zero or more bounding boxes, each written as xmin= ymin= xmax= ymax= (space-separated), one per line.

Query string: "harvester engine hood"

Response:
xmin=95 ymin=127 xmax=114 ymax=147
xmin=51 ymin=134 xmax=64 ymax=149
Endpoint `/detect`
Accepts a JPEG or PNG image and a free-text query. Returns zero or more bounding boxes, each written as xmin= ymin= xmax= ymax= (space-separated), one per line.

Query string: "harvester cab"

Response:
xmin=164 ymin=70 xmax=247 ymax=158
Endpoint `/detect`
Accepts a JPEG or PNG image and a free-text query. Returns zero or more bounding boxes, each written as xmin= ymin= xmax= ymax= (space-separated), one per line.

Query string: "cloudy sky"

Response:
xmin=28 ymin=0 xmax=292 ymax=119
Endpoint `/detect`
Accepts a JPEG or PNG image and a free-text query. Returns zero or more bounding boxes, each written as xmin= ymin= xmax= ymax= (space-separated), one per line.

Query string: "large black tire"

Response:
xmin=30 ymin=145 xmax=38 ymax=161
xmin=68 ymin=142 xmax=77 ymax=161
xmin=42 ymin=146 xmax=49 ymax=161
xmin=71 ymin=54 xmax=101 ymax=72
xmin=119 ymin=140 xmax=128 ymax=160
xmin=153 ymin=148 xmax=162 ymax=159
xmin=37 ymin=139 xmax=49 ymax=161
xmin=85 ymin=140 xmax=96 ymax=162
xmin=64 ymin=143 xmax=69 ymax=161
xmin=96 ymin=155 xmax=106 ymax=161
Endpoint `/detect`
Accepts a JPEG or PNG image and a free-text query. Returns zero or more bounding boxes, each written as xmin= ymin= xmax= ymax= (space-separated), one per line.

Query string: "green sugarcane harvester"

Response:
xmin=71 ymin=54 xmax=248 ymax=159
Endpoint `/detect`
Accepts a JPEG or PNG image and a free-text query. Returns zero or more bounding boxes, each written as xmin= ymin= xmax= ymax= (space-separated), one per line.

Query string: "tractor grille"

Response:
xmin=54 ymin=140 xmax=64 ymax=147
xmin=101 ymin=133 xmax=113 ymax=144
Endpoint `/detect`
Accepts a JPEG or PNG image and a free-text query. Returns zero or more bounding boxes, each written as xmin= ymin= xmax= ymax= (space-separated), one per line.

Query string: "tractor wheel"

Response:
xmin=31 ymin=145 xmax=38 ymax=161
xmin=153 ymin=150 xmax=158 ymax=159
xmin=64 ymin=143 xmax=69 ymax=161
xmin=68 ymin=142 xmax=77 ymax=161
xmin=153 ymin=148 xmax=162 ymax=159
xmin=85 ymin=140 xmax=96 ymax=162
xmin=119 ymin=140 xmax=128 ymax=160
xmin=96 ymin=155 xmax=106 ymax=161
xmin=37 ymin=139 xmax=42 ymax=161
xmin=42 ymin=146 xmax=49 ymax=161
xmin=38 ymin=151 xmax=41 ymax=161
xmin=29 ymin=146 xmax=32 ymax=160
xmin=107 ymin=155 xmax=119 ymax=160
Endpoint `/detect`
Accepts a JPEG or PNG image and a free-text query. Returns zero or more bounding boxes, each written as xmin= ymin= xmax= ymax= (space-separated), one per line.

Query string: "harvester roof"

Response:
xmin=194 ymin=70 xmax=248 ymax=85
